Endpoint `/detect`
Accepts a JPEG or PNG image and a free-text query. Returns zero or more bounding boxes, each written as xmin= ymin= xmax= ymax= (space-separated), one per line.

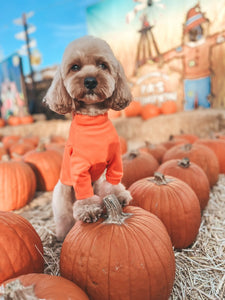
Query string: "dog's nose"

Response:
xmin=84 ymin=77 xmax=98 ymax=89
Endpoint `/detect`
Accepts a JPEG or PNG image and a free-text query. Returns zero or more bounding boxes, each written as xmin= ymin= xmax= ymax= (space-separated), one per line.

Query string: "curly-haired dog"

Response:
xmin=43 ymin=36 xmax=132 ymax=241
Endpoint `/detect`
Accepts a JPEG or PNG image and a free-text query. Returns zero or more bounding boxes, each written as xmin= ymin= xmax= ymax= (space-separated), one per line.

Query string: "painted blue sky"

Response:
xmin=0 ymin=0 xmax=99 ymax=74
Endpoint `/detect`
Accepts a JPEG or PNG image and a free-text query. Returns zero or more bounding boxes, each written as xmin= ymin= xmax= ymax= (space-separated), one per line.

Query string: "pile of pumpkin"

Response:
xmin=109 ymin=99 xmax=177 ymax=120
xmin=0 ymin=114 xmax=34 ymax=127
xmin=0 ymin=131 xmax=225 ymax=299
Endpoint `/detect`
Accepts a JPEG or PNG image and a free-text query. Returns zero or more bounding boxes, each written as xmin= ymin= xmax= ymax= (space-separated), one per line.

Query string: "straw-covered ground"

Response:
xmin=15 ymin=175 xmax=225 ymax=300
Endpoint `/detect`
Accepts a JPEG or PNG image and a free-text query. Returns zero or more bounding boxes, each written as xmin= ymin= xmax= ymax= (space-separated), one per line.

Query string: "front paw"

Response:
xmin=73 ymin=195 xmax=103 ymax=223
xmin=116 ymin=189 xmax=132 ymax=207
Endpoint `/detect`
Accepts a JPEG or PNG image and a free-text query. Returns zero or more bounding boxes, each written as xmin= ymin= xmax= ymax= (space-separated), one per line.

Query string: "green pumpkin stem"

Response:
xmin=103 ymin=194 xmax=132 ymax=225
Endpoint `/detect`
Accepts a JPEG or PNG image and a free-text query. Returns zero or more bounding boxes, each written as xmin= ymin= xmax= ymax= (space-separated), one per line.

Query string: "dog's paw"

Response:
xmin=116 ymin=189 xmax=132 ymax=207
xmin=73 ymin=195 xmax=103 ymax=223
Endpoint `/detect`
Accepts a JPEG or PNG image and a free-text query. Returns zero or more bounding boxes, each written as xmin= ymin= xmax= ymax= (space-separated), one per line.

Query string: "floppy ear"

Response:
xmin=109 ymin=61 xmax=132 ymax=111
xmin=43 ymin=67 xmax=73 ymax=114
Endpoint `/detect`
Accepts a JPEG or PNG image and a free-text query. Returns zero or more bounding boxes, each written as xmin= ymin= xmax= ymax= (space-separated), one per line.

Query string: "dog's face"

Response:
xmin=61 ymin=38 xmax=118 ymax=104
xmin=44 ymin=36 xmax=132 ymax=114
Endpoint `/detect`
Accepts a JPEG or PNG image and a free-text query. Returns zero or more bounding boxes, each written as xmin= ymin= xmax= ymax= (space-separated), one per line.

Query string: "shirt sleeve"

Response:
xmin=70 ymin=150 xmax=94 ymax=200
xmin=106 ymin=142 xmax=123 ymax=185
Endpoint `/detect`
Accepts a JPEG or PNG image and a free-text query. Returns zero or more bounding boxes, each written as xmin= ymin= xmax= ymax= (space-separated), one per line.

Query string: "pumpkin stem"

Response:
xmin=36 ymin=143 xmax=46 ymax=152
xmin=178 ymin=157 xmax=190 ymax=168
xmin=148 ymin=172 xmax=174 ymax=185
xmin=103 ymin=194 xmax=132 ymax=225
xmin=123 ymin=150 xmax=139 ymax=160
xmin=1 ymin=154 xmax=10 ymax=162
xmin=183 ymin=143 xmax=192 ymax=151
xmin=0 ymin=280 xmax=38 ymax=300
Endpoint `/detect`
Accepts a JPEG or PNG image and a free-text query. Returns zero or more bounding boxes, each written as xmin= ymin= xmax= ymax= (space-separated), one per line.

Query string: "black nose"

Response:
xmin=84 ymin=77 xmax=98 ymax=89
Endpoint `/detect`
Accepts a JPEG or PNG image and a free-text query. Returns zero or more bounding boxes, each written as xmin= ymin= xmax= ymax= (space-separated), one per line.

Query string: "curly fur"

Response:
xmin=44 ymin=36 xmax=132 ymax=241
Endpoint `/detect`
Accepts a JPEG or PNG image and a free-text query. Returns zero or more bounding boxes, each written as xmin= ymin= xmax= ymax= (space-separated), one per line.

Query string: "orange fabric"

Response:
xmin=60 ymin=113 xmax=123 ymax=200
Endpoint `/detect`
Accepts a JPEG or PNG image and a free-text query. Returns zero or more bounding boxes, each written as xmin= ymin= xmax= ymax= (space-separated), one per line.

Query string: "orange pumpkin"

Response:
xmin=173 ymin=133 xmax=198 ymax=144
xmin=141 ymin=103 xmax=161 ymax=120
xmin=23 ymin=145 xmax=62 ymax=191
xmin=160 ymin=136 xmax=189 ymax=150
xmin=162 ymin=143 xmax=219 ymax=187
xmin=124 ymin=100 xmax=142 ymax=117
xmin=9 ymin=141 xmax=35 ymax=157
xmin=0 ymin=144 xmax=7 ymax=159
xmin=7 ymin=116 xmax=21 ymax=126
xmin=20 ymin=114 xmax=34 ymax=124
xmin=0 ymin=211 xmax=44 ymax=283
xmin=3 ymin=273 xmax=89 ymax=300
xmin=0 ymin=118 xmax=5 ymax=127
xmin=157 ymin=157 xmax=210 ymax=210
xmin=139 ymin=141 xmax=167 ymax=163
xmin=161 ymin=100 xmax=177 ymax=114
xmin=0 ymin=158 xmax=36 ymax=211
xmin=122 ymin=150 xmax=159 ymax=188
xmin=195 ymin=139 xmax=225 ymax=173
xmin=1 ymin=135 xmax=21 ymax=150
xmin=129 ymin=172 xmax=201 ymax=249
xmin=60 ymin=195 xmax=175 ymax=300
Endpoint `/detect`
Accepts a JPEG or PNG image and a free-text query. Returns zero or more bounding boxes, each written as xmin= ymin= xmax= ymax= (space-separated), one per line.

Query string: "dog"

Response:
xmin=43 ymin=35 xmax=132 ymax=241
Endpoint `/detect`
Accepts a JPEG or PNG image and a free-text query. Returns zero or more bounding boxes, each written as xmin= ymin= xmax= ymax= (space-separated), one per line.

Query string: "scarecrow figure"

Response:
xmin=156 ymin=4 xmax=225 ymax=110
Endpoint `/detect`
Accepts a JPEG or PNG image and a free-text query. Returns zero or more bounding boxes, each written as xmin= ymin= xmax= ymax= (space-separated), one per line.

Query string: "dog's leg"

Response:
xmin=94 ymin=177 xmax=132 ymax=206
xmin=52 ymin=180 xmax=75 ymax=241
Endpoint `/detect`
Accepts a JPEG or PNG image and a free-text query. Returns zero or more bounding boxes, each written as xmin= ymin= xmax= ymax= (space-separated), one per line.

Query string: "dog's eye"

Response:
xmin=99 ymin=63 xmax=108 ymax=70
xmin=71 ymin=64 xmax=80 ymax=72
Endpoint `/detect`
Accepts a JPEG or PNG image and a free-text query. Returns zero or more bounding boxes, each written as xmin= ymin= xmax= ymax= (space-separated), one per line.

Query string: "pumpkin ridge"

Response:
xmin=0 ymin=234 xmax=16 ymax=279
xmin=118 ymin=224 xmax=132 ymax=300
xmin=126 ymin=216 xmax=173 ymax=298
xmin=1 ymin=218 xmax=40 ymax=271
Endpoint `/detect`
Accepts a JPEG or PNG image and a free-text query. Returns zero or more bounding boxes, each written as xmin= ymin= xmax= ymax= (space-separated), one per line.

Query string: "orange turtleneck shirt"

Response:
xmin=60 ymin=113 xmax=123 ymax=200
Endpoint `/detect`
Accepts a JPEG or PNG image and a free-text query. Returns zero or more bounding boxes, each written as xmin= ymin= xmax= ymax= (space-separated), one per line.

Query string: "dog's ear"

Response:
xmin=43 ymin=67 xmax=73 ymax=114
xmin=109 ymin=61 xmax=132 ymax=111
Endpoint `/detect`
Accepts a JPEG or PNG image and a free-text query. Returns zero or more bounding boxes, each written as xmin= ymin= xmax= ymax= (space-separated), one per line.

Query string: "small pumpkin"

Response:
xmin=160 ymin=135 xmax=189 ymax=150
xmin=195 ymin=138 xmax=225 ymax=174
xmin=1 ymin=135 xmax=21 ymax=150
xmin=2 ymin=273 xmax=89 ymax=300
xmin=141 ymin=103 xmax=161 ymax=120
xmin=124 ymin=100 xmax=142 ymax=117
xmin=129 ymin=172 xmax=201 ymax=249
xmin=20 ymin=114 xmax=34 ymax=124
xmin=60 ymin=195 xmax=175 ymax=300
xmin=0 ymin=118 xmax=5 ymax=127
xmin=162 ymin=143 xmax=219 ymax=187
xmin=9 ymin=141 xmax=35 ymax=157
xmin=173 ymin=133 xmax=198 ymax=144
xmin=0 ymin=211 xmax=44 ymax=283
xmin=161 ymin=100 xmax=177 ymax=114
xmin=157 ymin=157 xmax=210 ymax=210
xmin=122 ymin=150 xmax=159 ymax=188
xmin=139 ymin=141 xmax=167 ymax=163
xmin=0 ymin=156 xmax=36 ymax=211
xmin=23 ymin=144 xmax=62 ymax=191
xmin=7 ymin=116 xmax=21 ymax=126
xmin=0 ymin=143 xmax=7 ymax=159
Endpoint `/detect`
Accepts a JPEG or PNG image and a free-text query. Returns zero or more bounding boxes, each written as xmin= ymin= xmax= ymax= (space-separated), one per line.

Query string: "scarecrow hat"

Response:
xmin=184 ymin=5 xmax=208 ymax=33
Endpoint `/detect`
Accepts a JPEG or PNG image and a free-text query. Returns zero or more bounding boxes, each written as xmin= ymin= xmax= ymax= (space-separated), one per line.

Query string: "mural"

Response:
xmin=86 ymin=0 xmax=225 ymax=111
xmin=0 ymin=54 xmax=28 ymax=119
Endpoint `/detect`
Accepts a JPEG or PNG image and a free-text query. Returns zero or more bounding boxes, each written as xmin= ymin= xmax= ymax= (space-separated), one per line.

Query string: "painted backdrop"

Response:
xmin=86 ymin=0 xmax=225 ymax=111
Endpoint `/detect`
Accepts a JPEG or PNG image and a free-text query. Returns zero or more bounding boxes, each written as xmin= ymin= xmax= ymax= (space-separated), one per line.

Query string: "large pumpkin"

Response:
xmin=2 ymin=273 xmax=89 ymax=300
xmin=23 ymin=145 xmax=62 ymax=191
xmin=122 ymin=150 xmax=159 ymax=188
xmin=0 ymin=212 xmax=44 ymax=283
xmin=0 ymin=158 xmax=36 ymax=211
xmin=195 ymin=138 xmax=225 ymax=174
xmin=157 ymin=157 xmax=210 ymax=210
xmin=60 ymin=195 xmax=175 ymax=300
xmin=162 ymin=143 xmax=219 ymax=187
xmin=129 ymin=172 xmax=201 ymax=249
